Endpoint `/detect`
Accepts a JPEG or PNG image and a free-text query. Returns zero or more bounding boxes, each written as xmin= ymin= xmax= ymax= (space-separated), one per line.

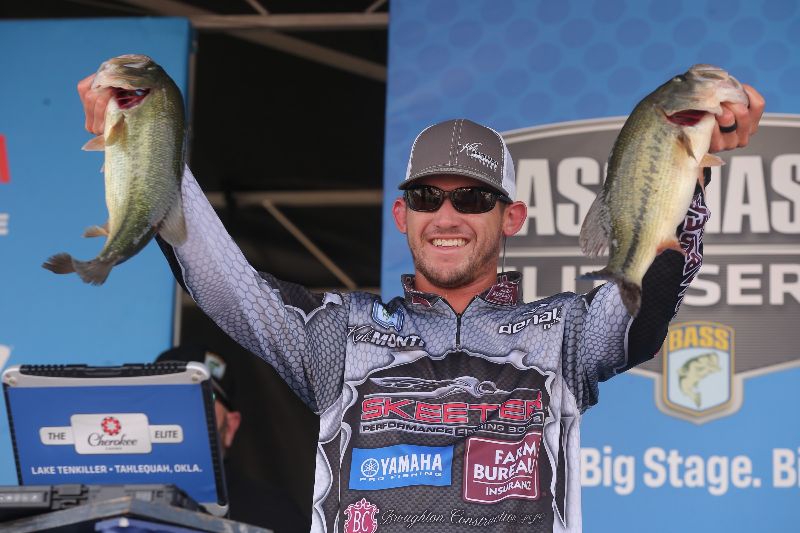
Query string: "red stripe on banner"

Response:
xmin=0 ymin=135 xmax=10 ymax=183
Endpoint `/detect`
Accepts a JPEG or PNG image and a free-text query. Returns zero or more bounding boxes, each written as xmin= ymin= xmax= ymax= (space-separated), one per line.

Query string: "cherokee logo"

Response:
xmin=101 ymin=417 xmax=122 ymax=436
xmin=371 ymin=301 xmax=404 ymax=331
xmin=344 ymin=498 xmax=379 ymax=533
xmin=347 ymin=325 xmax=424 ymax=349
xmin=499 ymin=306 xmax=562 ymax=334
xmin=349 ymin=444 xmax=452 ymax=490
xmin=40 ymin=413 xmax=183 ymax=454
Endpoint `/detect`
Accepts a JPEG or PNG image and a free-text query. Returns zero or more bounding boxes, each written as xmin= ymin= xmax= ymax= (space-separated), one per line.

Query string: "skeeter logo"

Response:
xmin=360 ymin=376 xmax=546 ymax=437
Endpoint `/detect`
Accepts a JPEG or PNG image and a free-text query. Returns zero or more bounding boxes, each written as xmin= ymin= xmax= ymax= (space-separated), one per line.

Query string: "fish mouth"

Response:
xmin=666 ymin=109 xmax=707 ymax=127
xmin=113 ymin=87 xmax=150 ymax=109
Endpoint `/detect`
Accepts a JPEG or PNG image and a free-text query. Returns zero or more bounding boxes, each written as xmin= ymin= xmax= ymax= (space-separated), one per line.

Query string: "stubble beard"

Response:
xmin=408 ymin=236 xmax=502 ymax=289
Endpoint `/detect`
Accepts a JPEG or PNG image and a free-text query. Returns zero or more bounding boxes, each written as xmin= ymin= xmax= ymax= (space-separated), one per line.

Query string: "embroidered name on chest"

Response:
xmin=348 ymin=325 xmax=426 ymax=348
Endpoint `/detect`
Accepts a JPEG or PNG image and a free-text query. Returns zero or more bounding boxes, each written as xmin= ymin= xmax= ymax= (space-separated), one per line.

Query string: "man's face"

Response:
xmin=393 ymin=175 xmax=507 ymax=289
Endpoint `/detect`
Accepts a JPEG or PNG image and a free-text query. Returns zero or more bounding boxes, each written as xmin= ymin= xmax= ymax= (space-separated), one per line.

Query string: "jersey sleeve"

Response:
xmin=158 ymin=167 xmax=349 ymax=413
xmin=563 ymin=172 xmax=711 ymax=412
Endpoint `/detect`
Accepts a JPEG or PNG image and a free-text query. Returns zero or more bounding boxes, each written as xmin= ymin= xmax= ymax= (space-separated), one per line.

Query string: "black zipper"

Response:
xmin=455 ymin=312 xmax=462 ymax=350
xmin=450 ymin=296 xmax=479 ymax=350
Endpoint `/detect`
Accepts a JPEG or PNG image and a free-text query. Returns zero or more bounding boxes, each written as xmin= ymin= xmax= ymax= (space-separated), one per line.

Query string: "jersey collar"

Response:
xmin=401 ymin=271 xmax=522 ymax=308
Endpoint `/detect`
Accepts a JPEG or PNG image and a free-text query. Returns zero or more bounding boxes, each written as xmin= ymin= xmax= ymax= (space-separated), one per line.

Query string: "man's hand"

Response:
xmin=709 ymin=84 xmax=765 ymax=153
xmin=78 ymin=74 xmax=112 ymax=136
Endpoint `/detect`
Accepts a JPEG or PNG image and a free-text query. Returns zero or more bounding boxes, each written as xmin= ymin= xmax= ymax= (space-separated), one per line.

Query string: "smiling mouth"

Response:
xmin=432 ymin=238 xmax=467 ymax=247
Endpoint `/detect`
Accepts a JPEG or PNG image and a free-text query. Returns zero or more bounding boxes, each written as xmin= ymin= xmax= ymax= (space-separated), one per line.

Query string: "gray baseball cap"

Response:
xmin=398 ymin=118 xmax=516 ymax=200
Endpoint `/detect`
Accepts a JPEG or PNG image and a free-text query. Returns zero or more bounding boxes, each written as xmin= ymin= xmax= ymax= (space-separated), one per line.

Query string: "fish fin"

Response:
xmin=83 ymin=223 xmax=109 ymax=238
xmin=694 ymin=168 xmax=706 ymax=196
xmin=72 ymin=258 xmax=114 ymax=285
xmin=676 ymin=130 xmax=696 ymax=161
xmin=579 ymin=193 xmax=611 ymax=257
xmin=580 ymin=268 xmax=642 ymax=316
xmin=105 ymin=114 xmax=126 ymax=146
xmin=700 ymin=153 xmax=725 ymax=167
xmin=42 ymin=253 xmax=76 ymax=274
xmin=158 ymin=194 xmax=187 ymax=246
xmin=657 ymin=236 xmax=685 ymax=256
xmin=81 ymin=136 xmax=105 ymax=151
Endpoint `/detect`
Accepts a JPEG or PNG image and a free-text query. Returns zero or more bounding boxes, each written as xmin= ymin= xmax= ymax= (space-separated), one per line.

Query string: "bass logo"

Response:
xmin=654 ymin=322 xmax=736 ymax=424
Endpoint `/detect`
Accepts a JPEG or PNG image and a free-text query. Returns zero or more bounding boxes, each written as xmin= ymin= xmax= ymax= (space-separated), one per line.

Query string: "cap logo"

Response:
xmin=458 ymin=142 xmax=498 ymax=171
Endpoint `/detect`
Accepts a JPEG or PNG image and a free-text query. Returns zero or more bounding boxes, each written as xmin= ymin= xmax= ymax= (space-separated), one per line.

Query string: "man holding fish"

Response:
xmin=74 ymin=59 xmax=763 ymax=532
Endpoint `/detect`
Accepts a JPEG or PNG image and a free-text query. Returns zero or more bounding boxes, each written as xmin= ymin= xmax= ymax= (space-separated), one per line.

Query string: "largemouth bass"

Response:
xmin=43 ymin=54 xmax=186 ymax=285
xmin=678 ymin=352 xmax=721 ymax=408
xmin=579 ymin=64 xmax=749 ymax=316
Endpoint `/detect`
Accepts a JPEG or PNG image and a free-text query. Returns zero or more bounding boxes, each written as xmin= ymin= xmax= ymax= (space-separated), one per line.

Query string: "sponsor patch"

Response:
xmin=484 ymin=274 xmax=520 ymax=306
xmin=371 ymin=301 xmax=404 ymax=331
xmin=344 ymin=498 xmax=379 ymax=533
xmin=360 ymin=375 xmax=545 ymax=437
xmin=463 ymin=431 xmax=544 ymax=504
xmin=349 ymin=444 xmax=452 ymax=490
xmin=499 ymin=306 xmax=562 ymax=334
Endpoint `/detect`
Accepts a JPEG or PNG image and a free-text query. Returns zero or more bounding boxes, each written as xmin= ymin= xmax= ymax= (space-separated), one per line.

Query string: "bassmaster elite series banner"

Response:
xmin=381 ymin=2 xmax=800 ymax=531
xmin=0 ymin=19 xmax=192 ymax=485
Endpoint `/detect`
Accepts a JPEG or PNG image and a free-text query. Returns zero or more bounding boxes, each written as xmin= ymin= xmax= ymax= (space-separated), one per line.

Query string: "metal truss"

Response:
xmin=117 ymin=0 xmax=388 ymax=81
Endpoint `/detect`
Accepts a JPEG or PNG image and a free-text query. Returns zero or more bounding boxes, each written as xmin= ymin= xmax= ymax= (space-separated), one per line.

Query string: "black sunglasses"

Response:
xmin=404 ymin=185 xmax=509 ymax=214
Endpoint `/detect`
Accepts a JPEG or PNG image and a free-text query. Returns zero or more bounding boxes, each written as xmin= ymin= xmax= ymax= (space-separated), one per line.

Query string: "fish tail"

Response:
xmin=579 ymin=268 xmax=642 ymax=316
xmin=42 ymin=253 xmax=77 ymax=274
xmin=72 ymin=258 xmax=114 ymax=286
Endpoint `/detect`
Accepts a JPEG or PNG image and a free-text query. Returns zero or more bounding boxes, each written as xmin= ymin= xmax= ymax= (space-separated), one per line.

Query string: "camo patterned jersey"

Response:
xmin=163 ymin=168 xmax=709 ymax=533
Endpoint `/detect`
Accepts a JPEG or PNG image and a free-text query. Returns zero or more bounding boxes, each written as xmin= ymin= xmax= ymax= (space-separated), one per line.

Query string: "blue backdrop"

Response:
xmin=382 ymin=2 xmax=800 ymax=531
xmin=0 ymin=18 xmax=192 ymax=485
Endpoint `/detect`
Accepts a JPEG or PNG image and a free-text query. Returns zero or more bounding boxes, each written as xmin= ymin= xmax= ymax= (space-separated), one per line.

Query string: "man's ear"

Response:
xmin=222 ymin=410 xmax=242 ymax=449
xmin=392 ymin=197 xmax=408 ymax=233
xmin=502 ymin=201 xmax=527 ymax=237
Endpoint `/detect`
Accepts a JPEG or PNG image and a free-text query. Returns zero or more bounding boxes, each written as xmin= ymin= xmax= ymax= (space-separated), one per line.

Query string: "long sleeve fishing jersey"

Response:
xmin=160 ymin=167 xmax=709 ymax=533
